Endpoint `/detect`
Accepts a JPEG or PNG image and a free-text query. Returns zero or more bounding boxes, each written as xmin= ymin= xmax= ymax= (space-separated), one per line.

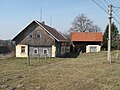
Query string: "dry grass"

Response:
xmin=0 ymin=51 xmax=120 ymax=90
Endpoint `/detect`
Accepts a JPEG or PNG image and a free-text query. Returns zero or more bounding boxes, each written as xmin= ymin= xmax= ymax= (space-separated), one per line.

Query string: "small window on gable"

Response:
xmin=33 ymin=48 xmax=38 ymax=54
xmin=29 ymin=34 xmax=32 ymax=38
xmin=21 ymin=46 xmax=25 ymax=53
xmin=37 ymin=33 xmax=41 ymax=38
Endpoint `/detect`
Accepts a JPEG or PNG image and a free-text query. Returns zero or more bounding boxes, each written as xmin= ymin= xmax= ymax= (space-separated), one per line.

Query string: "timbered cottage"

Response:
xmin=12 ymin=20 xmax=68 ymax=57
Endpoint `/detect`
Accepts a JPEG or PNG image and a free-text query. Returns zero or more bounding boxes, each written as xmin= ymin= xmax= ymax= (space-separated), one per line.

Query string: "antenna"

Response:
xmin=50 ymin=15 xmax=52 ymax=26
xmin=40 ymin=8 xmax=42 ymax=22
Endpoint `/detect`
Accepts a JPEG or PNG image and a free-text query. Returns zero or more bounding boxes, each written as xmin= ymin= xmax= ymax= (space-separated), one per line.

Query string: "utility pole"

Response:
xmin=107 ymin=4 xmax=112 ymax=62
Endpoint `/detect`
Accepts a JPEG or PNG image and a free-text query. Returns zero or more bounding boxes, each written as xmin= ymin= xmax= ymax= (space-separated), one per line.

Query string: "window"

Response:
xmin=43 ymin=49 xmax=48 ymax=55
xmin=90 ymin=47 xmax=97 ymax=52
xmin=37 ymin=33 xmax=41 ymax=38
xmin=33 ymin=48 xmax=38 ymax=54
xmin=21 ymin=46 xmax=25 ymax=53
xmin=29 ymin=34 xmax=32 ymax=38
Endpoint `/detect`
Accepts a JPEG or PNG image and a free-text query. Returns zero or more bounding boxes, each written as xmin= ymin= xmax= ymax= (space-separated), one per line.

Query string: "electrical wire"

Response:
xmin=103 ymin=0 xmax=109 ymax=6
xmin=98 ymin=0 xmax=108 ymax=9
xmin=112 ymin=6 xmax=120 ymax=26
xmin=109 ymin=0 xmax=112 ymax=4
xmin=92 ymin=0 xmax=120 ymax=29
xmin=113 ymin=11 xmax=120 ymax=20
xmin=113 ymin=16 xmax=120 ymax=26
xmin=92 ymin=0 xmax=108 ymax=14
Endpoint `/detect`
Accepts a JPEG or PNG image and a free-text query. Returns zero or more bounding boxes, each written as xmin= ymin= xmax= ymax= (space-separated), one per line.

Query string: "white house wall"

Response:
xmin=86 ymin=45 xmax=101 ymax=53
xmin=29 ymin=46 xmax=52 ymax=57
xmin=16 ymin=45 xmax=28 ymax=57
xmin=52 ymin=45 xmax=56 ymax=57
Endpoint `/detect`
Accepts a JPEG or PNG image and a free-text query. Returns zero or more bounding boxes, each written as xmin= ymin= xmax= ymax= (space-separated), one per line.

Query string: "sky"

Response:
xmin=0 ymin=0 xmax=120 ymax=40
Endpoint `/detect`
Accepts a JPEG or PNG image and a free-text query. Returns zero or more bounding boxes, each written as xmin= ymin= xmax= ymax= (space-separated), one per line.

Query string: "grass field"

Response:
xmin=0 ymin=51 xmax=120 ymax=90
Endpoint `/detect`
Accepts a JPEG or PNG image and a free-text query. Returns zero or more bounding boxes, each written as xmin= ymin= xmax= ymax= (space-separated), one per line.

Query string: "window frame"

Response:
xmin=37 ymin=33 xmax=41 ymax=38
xmin=21 ymin=46 xmax=25 ymax=54
xmin=43 ymin=49 xmax=48 ymax=55
xmin=90 ymin=46 xmax=97 ymax=52
xmin=33 ymin=48 xmax=38 ymax=54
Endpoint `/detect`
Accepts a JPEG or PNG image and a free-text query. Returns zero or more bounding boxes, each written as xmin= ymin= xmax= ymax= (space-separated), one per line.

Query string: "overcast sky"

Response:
xmin=0 ymin=0 xmax=120 ymax=40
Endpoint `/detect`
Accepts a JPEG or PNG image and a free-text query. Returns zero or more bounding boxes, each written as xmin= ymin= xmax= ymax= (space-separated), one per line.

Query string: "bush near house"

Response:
xmin=0 ymin=40 xmax=15 ymax=58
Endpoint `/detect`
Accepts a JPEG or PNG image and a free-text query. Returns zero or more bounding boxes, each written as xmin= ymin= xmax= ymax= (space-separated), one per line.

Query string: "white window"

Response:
xmin=33 ymin=48 xmax=38 ymax=54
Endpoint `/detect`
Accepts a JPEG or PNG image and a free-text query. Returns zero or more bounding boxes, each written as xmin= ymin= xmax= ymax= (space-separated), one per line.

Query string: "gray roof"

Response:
xmin=36 ymin=20 xmax=68 ymax=42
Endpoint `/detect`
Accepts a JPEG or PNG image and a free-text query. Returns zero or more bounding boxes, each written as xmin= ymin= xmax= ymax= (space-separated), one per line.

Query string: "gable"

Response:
xmin=72 ymin=32 xmax=103 ymax=42
xmin=12 ymin=20 xmax=68 ymax=45
xmin=12 ymin=21 xmax=38 ymax=45
xmin=19 ymin=26 xmax=55 ymax=46
xmin=12 ymin=21 xmax=55 ymax=46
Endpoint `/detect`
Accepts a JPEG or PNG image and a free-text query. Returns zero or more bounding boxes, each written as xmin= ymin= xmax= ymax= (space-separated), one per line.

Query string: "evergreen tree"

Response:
xmin=103 ymin=22 xmax=119 ymax=50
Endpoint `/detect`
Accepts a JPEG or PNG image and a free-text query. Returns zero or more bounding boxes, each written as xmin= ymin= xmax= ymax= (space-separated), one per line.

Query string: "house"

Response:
xmin=12 ymin=20 xmax=68 ymax=57
xmin=71 ymin=32 xmax=103 ymax=53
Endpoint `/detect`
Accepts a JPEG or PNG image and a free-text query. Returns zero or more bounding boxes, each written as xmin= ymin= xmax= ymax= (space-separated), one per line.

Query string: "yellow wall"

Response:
xmin=52 ymin=45 xmax=56 ymax=57
xmin=16 ymin=45 xmax=28 ymax=57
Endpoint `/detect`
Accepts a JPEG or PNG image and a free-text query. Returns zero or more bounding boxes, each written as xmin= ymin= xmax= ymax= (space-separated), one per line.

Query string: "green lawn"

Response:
xmin=0 ymin=51 xmax=120 ymax=90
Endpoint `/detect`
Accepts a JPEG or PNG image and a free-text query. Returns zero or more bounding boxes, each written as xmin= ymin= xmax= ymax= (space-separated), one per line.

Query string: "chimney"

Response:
xmin=42 ymin=21 xmax=45 ymax=24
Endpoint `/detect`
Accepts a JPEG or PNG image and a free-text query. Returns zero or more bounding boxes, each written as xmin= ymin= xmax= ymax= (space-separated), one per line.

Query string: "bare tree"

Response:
xmin=70 ymin=14 xmax=101 ymax=32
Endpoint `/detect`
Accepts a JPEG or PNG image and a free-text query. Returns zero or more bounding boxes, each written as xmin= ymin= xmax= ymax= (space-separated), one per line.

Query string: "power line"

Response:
xmin=109 ymin=0 xmax=112 ymax=4
xmin=112 ymin=6 xmax=120 ymax=26
xmin=103 ymin=0 xmax=109 ymax=6
xmin=114 ymin=7 xmax=120 ymax=12
xmin=113 ymin=6 xmax=120 ymax=9
xmin=113 ymin=11 xmax=120 ymax=20
xmin=99 ymin=0 xmax=108 ymax=9
xmin=117 ymin=11 xmax=120 ymax=16
xmin=92 ymin=0 xmax=108 ymax=14
xmin=113 ymin=16 xmax=120 ymax=26
xmin=92 ymin=0 xmax=120 ymax=29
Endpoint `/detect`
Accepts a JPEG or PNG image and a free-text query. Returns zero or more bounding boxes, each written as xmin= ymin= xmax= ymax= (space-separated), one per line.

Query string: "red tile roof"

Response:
xmin=72 ymin=32 xmax=102 ymax=42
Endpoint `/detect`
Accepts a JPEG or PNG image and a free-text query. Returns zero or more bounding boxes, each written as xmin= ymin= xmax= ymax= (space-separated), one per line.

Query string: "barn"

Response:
xmin=71 ymin=32 xmax=103 ymax=53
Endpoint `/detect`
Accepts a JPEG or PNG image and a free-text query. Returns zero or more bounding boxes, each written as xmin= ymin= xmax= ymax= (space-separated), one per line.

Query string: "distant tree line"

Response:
xmin=0 ymin=40 xmax=15 ymax=54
